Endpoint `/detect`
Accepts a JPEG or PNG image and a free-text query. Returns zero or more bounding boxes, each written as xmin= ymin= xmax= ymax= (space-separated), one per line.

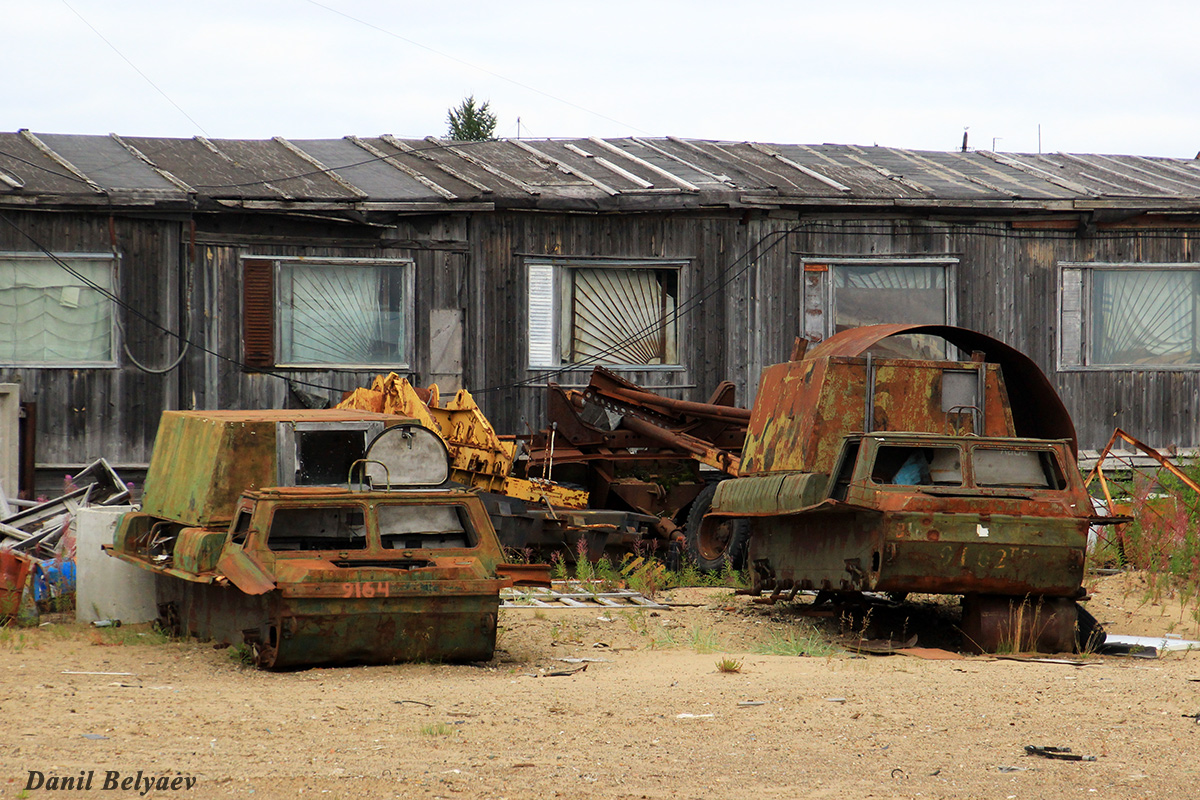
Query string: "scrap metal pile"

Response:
xmin=337 ymin=370 xmax=749 ymax=567
xmin=0 ymin=460 xmax=130 ymax=623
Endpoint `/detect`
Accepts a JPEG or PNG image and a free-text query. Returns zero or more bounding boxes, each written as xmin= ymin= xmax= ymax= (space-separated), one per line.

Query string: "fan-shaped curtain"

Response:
xmin=278 ymin=262 xmax=406 ymax=366
xmin=1092 ymin=270 xmax=1198 ymax=365
xmin=567 ymin=268 xmax=677 ymax=365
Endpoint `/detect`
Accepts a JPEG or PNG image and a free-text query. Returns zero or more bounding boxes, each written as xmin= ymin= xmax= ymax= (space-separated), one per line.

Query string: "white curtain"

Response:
xmin=0 ymin=257 xmax=113 ymax=363
xmin=568 ymin=268 xmax=677 ymax=365
xmin=1092 ymin=270 xmax=1196 ymax=365
xmin=279 ymin=263 xmax=404 ymax=366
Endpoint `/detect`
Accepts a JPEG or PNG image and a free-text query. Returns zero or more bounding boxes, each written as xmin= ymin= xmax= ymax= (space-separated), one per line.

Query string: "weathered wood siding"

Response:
xmin=188 ymin=213 xmax=470 ymax=412
xmin=7 ymin=204 xmax=1198 ymax=479
xmin=0 ymin=210 xmax=180 ymax=469
xmin=464 ymin=210 xmax=800 ymax=433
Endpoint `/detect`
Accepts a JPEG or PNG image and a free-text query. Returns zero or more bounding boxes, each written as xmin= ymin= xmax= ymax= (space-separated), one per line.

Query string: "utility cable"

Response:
xmin=61 ymin=1 xmax=210 ymax=137
xmin=0 ymin=212 xmax=351 ymax=394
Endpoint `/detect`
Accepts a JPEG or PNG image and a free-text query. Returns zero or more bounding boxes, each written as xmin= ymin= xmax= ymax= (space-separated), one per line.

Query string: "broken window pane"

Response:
xmin=277 ymin=261 xmax=408 ymax=366
xmin=377 ymin=504 xmax=475 ymax=550
xmin=1091 ymin=269 xmax=1199 ymax=365
xmin=871 ymin=445 xmax=962 ymax=486
xmin=268 ymin=506 xmax=368 ymax=551
xmin=0 ymin=254 xmax=114 ymax=364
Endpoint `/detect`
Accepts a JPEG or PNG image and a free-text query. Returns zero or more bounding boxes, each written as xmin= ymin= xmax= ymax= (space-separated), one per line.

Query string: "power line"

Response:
xmin=61 ymin=1 xmax=210 ymax=137
xmin=0 ymin=212 xmax=351 ymax=394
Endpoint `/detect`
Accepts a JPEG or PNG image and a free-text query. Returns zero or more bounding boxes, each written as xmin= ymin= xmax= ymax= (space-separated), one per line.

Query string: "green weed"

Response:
xmin=420 ymin=722 xmax=458 ymax=737
xmin=228 ymin=643 xmax=255 ymax=667
xmin=93 ymin=624 xmax=170 ymax=647
xmin=687 ymin=626 xmax=722 ymax=654
xmin=715 ymin=657 xmax=742 ymax=673
xmin=755 ymin=626 xmax=837 ymax=658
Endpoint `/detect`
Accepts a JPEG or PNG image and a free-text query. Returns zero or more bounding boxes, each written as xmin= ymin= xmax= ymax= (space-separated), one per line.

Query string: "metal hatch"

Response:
xmin=362 ymin=424 xmax=451 ymax=488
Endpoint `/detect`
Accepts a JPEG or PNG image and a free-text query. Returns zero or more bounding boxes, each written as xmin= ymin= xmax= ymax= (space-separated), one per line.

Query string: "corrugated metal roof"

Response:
xmin=2 ymin=130 xmax=1199 ymax=212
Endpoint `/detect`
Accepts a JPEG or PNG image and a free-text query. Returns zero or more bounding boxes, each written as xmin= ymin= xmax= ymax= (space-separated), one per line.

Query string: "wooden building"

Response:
xmin=1 ymin=130 xmax=1198 ymax=488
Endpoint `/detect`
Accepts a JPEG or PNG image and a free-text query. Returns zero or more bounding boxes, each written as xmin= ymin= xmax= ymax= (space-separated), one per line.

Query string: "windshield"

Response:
xmin=973 ymin=449 xmax=1065 ymax=489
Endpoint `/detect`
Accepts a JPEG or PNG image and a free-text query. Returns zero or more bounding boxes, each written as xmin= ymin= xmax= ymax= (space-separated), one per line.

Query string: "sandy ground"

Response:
xmin=3 ymin=572 xmax=1200 ymax=800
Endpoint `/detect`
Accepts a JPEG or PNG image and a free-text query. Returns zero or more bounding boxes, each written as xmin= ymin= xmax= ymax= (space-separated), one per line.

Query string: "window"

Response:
xmin=973 ymin=448 xmax=1065 ymax=489
xmin=0 ymin=252 xmax=115 ymax=365
xmin=527 ymin=260 xmax=682 ymax=368
xmin=243 ymin=257 xmax=413 ymax=369
xmin=377 ymin=504 xmax=476 ymax=550
xmin=870 ymin=445 xmax=963 ymax=486
xmin=1060 ymin=263 xmax=1200 ymax=368
xmin=802 ymin=258 xmax=957 ymax=359
xmin=267 ymin=505 xmax=367 ymax=551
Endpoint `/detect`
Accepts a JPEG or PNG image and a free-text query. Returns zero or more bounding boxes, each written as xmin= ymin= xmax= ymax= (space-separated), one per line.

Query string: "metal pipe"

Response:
xmin=601 ymin=386 xmax=752 ymax=422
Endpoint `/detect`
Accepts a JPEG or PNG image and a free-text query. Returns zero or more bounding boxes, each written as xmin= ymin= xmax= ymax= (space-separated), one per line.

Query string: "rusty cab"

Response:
xmin=109 ymin=410 xmax=546 ymax=668
xmin=705 ymin=325 xmax=1113 ymax=653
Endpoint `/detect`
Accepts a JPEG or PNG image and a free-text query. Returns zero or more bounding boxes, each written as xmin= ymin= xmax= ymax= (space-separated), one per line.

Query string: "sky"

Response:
xmin=5 ymin=0 xmax=1199 ymax=158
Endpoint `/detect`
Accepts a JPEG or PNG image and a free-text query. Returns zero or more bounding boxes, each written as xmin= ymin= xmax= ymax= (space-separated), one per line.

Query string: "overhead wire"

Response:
xmin=0 ymin=212 xmax=352 ymax=394
xmin=61 ymin=0 xmax=210 ymax=137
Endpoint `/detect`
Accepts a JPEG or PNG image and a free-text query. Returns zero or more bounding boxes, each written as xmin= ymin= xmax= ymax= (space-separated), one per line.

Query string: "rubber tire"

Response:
xmin=685 ymin=482 xmax=749 ymax=572
xmin=1076 ymin=603 xmax=1107 ymax=652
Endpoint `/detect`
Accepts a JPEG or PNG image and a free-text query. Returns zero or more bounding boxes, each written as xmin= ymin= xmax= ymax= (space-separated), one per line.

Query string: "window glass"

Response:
xmin=1091 ymin=269 xmax=1198 ymax=365
xmin=377 ymin=504 xmax=476 ymax=550
xmin=277 ymin=261 xmax=407 ymax=366
xmin=230 ymin=507 xmax=253 ymax=546
xmin=267 ymin=506 xmax=367 ymax=551
xmin=565 ymin=268 xmax=677 ymax=365
xmin=974 ymin=449 xmax=1065 ymax=489
xmin=0 ymin=254 xmax=114 ymax=364
xmin=528 ymin=262 xmax=681 ymax=367
xmin=871 ymin=445 xmax=963 ymax=486
xmin=833 ymin=264 xmax=947 ymax=359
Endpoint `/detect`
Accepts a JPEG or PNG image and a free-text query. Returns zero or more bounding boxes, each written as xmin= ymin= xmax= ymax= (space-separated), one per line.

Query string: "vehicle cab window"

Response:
xmin=871 ymin=445 xmax=963 ymax=486
xmin=377 ymin=504 xmax=476 ymax=550
xmin=267 ymin=505 xmax=368 ymax=551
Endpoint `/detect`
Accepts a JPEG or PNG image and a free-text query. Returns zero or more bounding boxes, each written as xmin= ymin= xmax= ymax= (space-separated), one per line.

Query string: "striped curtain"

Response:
xmin=567 ymin=268 xmax=677 ymax=365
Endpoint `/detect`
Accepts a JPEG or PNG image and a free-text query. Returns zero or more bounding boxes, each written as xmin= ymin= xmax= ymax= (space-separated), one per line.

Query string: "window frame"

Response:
xmin=0 ymin=251 xmax=118 ymax=368
xmin=801 ymin=257 xmax=959 ymax=347
xmin=1058 ymin=261 xmax=1200 ymax=371
xmin=242 ymin=255 xmax=415 ymax=370
xmin=526 ymin=257 xmax=687 ymax=371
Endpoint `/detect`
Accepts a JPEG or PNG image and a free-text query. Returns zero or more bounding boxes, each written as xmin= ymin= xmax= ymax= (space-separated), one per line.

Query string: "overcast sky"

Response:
xmin=5 ymin=1 xmax=1198 ymax=158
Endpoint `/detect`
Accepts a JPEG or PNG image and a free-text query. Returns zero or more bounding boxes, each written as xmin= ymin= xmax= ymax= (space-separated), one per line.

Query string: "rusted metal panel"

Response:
xmin=0 ymin=548 xmax=34 ymax=619
xmin=140 ymin=410 xmax=407 ymax=527
xmin=803 ymin=324 xmax=1077 ymax=452
xmin=112 ymin=413 xmax=546 ymax=668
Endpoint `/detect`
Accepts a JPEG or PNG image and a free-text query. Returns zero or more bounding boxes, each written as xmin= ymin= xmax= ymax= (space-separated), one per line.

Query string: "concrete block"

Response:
xmin=75 ymin=506 xmax=157 ymax=624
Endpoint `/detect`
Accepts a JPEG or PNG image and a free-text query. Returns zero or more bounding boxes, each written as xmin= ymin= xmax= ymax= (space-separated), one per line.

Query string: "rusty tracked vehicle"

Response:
xmin=705 ymin=325 xmax=1116 ymax=653
xmin=109 ymin=410 xmax=546 ymax=668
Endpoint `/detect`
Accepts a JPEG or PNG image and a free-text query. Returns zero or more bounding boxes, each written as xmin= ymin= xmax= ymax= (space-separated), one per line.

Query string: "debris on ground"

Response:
xmin=1024 ymin=745 xmax=1096 ymax=762
xmin=0 ymin=459 xmax=130 ymax=625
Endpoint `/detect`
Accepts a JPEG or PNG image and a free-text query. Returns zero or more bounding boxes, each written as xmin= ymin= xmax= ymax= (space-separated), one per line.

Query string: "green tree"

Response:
xmin=446 ymin=95 xmax=497 ymax=141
